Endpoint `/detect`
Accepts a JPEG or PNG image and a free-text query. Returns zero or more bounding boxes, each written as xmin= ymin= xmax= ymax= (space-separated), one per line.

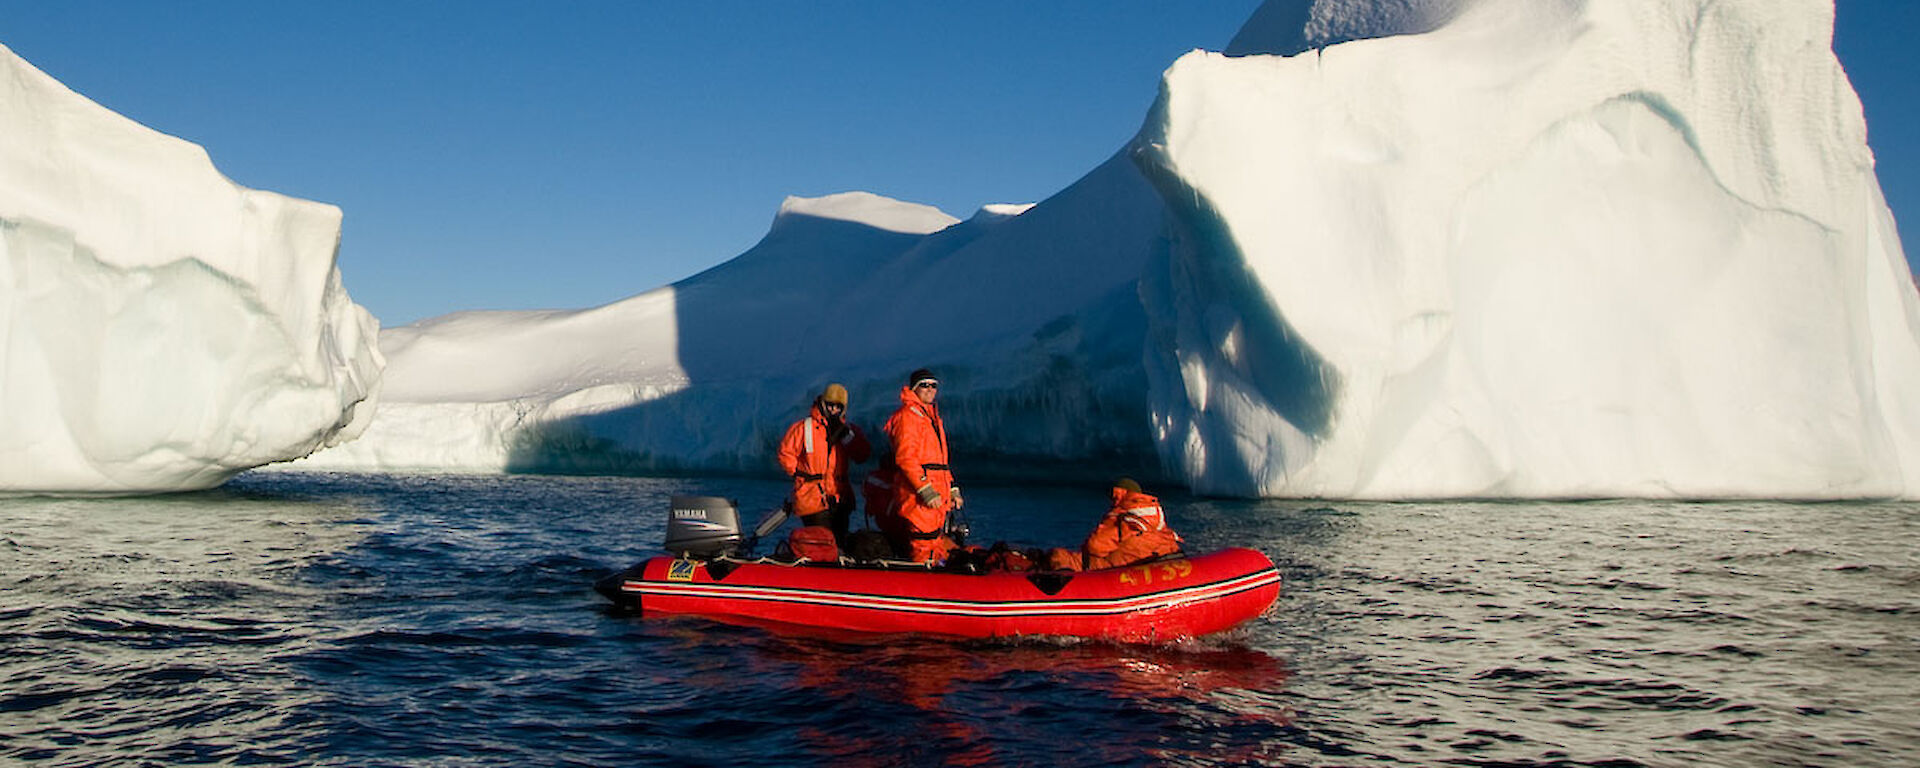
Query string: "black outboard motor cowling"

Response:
xmin=664 ymin=495 xmax=743 ymax=558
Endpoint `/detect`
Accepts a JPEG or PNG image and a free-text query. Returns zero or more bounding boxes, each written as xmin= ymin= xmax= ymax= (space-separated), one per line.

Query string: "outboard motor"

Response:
xmin=664 ymin=495 xmax=743 ymax=558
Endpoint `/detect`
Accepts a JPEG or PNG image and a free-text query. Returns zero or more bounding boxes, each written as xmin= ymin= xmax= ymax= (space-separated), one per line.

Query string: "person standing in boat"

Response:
xmin=1048 ymin=478 xmax=1183 ymax=570
xmin=882 ymin=368 xmax=962 ymax=563
xmin=777 ymin=383 xmax=871 ymax=543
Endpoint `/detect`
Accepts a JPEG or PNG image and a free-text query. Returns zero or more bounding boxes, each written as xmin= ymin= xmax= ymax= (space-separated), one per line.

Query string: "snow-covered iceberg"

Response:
xmin=297 ymin=167 xmax=1172 ymax=482
xmin=300 ymin=0 xmax=1920 ymax=500
xmin=1136 ymin=0 xmax=1920 ymax=498
xmin=0 ymin=44 xmax=382 ymax=494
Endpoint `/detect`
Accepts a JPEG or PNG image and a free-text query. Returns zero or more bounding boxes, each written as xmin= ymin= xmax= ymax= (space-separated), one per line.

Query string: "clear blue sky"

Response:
xmin=1 ymin=2 xmax=1912 ymax=326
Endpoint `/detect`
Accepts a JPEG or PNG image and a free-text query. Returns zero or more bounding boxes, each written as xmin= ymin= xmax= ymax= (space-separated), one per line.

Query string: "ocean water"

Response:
xmin=1 ymin=472 xmax=1915 ymax=767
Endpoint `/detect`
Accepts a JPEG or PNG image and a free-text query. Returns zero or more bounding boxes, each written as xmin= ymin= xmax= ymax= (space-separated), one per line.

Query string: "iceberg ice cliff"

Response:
xmin=300 ymin=0 xmax=1920 ymax=500
xmin=0 ymin=44 xmax=383 ymax=494
xmin=1136 ymin=0 xmax=1920 ymax=498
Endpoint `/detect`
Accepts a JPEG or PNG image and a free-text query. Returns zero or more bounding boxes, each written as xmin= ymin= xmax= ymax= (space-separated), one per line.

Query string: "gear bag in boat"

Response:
xmin=786 ymin=526 xmax=840 ymax=562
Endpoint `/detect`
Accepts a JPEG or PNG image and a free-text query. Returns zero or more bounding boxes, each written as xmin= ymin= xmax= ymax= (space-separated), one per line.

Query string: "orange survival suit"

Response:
xmin=1082 ymin=485 xmax=1183 ymax=570
xmin=881 ymin=385 xmax=957 ymax=562
xmin=776 ymin=399 xmax=871 ymax=535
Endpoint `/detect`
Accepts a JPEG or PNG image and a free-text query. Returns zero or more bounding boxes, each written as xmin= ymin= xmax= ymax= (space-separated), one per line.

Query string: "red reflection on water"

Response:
xmin=721 ymin=620 xmax=1292 ymax=765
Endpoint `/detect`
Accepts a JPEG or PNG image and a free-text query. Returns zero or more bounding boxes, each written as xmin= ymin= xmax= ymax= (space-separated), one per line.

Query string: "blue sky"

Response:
xmin=1 ymin=2 xmax=1912 ymax=326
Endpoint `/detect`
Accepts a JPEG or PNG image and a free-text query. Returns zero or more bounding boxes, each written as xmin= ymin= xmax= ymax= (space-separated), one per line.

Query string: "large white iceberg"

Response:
xmin=300 ymin=0 xmax=1919 ymax=500
xmin=0 ymin=44 xmax=383 ymax=494
xmin=1134 ymin=0 xmax=1920 ymax=498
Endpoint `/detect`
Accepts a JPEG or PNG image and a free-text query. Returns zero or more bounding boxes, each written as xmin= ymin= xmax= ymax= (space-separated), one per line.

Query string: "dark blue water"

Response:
xmin=2 ymin=472 xmax=1915 ymax=766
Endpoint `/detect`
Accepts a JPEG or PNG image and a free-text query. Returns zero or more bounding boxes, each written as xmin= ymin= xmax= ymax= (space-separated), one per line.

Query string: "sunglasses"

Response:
xmin=914 ymin=381 xmax=939 ymax=390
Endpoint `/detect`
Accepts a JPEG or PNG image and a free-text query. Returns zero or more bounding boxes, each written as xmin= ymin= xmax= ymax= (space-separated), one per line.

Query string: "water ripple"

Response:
xmin=1 ymin=476 xmax=1915 ymax=766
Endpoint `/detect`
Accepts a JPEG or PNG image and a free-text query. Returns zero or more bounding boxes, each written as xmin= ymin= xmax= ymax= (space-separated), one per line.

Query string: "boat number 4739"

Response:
xmin=1117 ymin=559 xmax=1194 ymax=586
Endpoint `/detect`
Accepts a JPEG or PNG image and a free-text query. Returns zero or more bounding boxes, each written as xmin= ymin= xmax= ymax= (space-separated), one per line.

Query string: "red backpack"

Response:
xmin=786 ymin=526 xmax=840 ymax=562
xmin=984 ymin=544 xmax=1036 ymax=572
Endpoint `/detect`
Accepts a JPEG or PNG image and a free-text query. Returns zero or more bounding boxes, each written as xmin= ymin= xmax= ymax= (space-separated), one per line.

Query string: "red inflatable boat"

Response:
xmin=596 ymin=546 xmax=1281 ymax=642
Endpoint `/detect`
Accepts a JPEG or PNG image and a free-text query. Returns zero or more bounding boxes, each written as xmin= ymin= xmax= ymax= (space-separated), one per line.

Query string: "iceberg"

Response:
xmin=300 ymin=0 xmax=1920 ymax=500
xmin=0 ymin=44 xmax=383 ymax=494
xmin=1136 ymin=0 xmax=1920 ymax=498
xmin=297 ymin=169 xmax=1172 ymax=482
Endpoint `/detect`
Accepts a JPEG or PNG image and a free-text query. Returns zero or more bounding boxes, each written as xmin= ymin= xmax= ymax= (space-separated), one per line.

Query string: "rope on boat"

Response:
xmin=702 ymin=554 xmax=938 ymax=571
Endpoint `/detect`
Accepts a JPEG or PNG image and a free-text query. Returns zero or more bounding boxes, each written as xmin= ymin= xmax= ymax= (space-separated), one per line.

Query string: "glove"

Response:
xmin=827 ymin=422 xmax=852 ymax=446
xmin=950 ymin=486 xmax=964 ymax=510
xmin=915 ymin=484 xmax=942 ymax=508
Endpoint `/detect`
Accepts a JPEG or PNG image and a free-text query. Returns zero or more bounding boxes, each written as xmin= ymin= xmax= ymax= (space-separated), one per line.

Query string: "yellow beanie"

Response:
xmin=821 ymin=383 xmax=849 ymax=406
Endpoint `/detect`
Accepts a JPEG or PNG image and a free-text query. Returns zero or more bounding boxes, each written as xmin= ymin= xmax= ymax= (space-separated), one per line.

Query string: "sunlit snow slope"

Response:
xmin=0 ymin=44 xmax=383 ymax=494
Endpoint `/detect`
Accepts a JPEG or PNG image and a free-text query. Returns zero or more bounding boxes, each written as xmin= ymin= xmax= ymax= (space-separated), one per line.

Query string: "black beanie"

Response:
xmin=909 ymin=368 xmax=938 ymax=387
